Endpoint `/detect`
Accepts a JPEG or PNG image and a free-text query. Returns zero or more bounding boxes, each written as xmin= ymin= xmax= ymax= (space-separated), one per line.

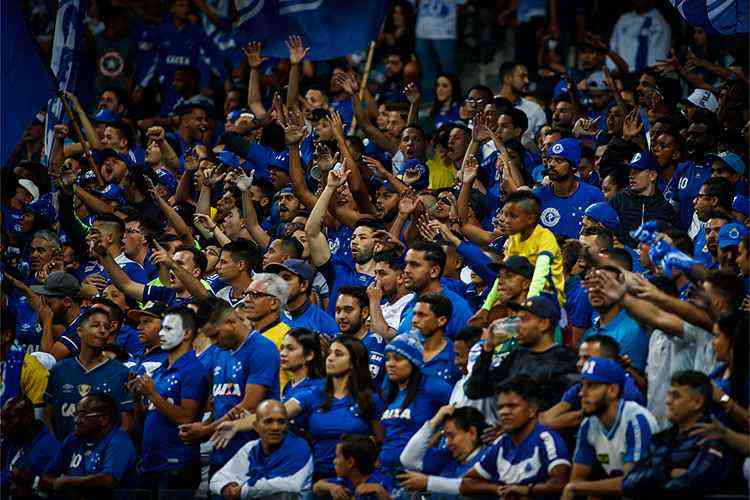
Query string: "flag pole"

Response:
xmin=349 ymin=40 xmax=376 ymax=135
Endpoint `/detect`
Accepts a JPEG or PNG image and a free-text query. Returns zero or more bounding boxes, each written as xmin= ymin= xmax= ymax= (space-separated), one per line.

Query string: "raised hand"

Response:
xmin=53 ymin=124 xmax=69 ymax=139
xmin=236 ymin=170 xmax=254 ymax=192
xmin=361 ymin=156 xmax=387 ymax=177
xmin=329 ymin=110 xmax=346 ymax=140
xmin=472 ymin=111 xmax=491 ymax=142
xmin=416 ymin=215 xmax=439 ymax=241
xmin=326 ymin=168 xmax=349 ymax=189
xmin=283 ymin=120 xmax=305 ymax=145
xmin=622 ymin=109 xmax=643 ymax=140
xmin=404 ymin=82 xmax=421 ymax=104
xmin=194 ymin=213 xmax=217 ymax=232
xmin=335 ymin=72 xmax=358 ymax=96
xmin=462 ymin=155 xmax=480 ymax=184
xmin=398 ymin=191 xmax=418 ymax=215
xmin=572 ymin=116 xmax=601 ymax=138
xmin=285 ymin=35 xmax=310 ymax=65
xmin=243 ymin=41 xmax=266 ymax=69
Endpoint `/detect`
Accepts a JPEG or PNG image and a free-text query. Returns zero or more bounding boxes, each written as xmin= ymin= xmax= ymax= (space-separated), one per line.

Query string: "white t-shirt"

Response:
xmin=608 ymin=8 xmax=671 ymax=71
xmin=415 ymin=0 xmax=466 ymax=40
xmin=516 ymin=98 xmax=547 ymax=150
xmin=646 ymin=329 xmax=696 ymax=430
xmin=216 ymin=285 xmax=247 ymax=309
xmin=382 ymin=293 xmax=415 ymax=331
xmin=683 ymin=321 xmax=716 ymax=375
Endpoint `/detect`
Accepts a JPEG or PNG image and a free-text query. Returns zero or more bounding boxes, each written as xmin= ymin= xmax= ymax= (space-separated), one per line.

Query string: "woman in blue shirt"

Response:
xmin=280 ymin=328 xmax=326 ymax=435
xmin=212 ymin=337 xmax=384 ymax=480
xmin=710 ymin=312 xmax=749 ymax=428
xmin=430 ymin=73 xmax=462 ymax=131
xmin=379 ymin=332 xmax=452 ymax=475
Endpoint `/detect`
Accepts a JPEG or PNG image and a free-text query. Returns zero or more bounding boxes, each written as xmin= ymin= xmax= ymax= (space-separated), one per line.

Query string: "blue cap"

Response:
xmin=581 ymin=356 xmax=625 ymax=385
xmin=99 ymin=148 xmax=135 ymax=169
xmin=216 ymin=150 xmax=241 ymax=170
xmin=265 ymin=258 xmax=315 ymax=283
xmin=547 ymin=138 xmax=581 ymax=169
xmin=732 ymin=194 xmax=749 ymax=217
xmin=27 ymin=193 xmax=56 ymax=220
xmin=552 ymin=79 xmax=571 ymax=100
xmin=584 ymin=202 xmax=620 ymax=231
xmin=95 ymin=183 xmax=128 ymax=206
xmin=718 ymin=222 xmax=748 ymax=249
xmin=707 ymin=151 xmax=746 ymax=175
xmin=379 ymin=180 xmax=399 ymax=193
xmin=268 ymin=153 xmax=290 ymax=174
xmin=94 ymin=108 xmax=122 ymax=124
xmin=508 ymin=295 xmax=560 ymax=325
xmin=154 ymin=168 xmax=177 ymax=196
xmin=385 ymin=331 xmax=424 ymax=369
xmin=532 ymin=163 xmax=545 ymax=183
xmin=627 ymin=150 xmax=659 ymax=171
xmin=226 ymin=108 xmax=250 ymax=122
xmin=403 ymin=159 xmax=429 ymax=191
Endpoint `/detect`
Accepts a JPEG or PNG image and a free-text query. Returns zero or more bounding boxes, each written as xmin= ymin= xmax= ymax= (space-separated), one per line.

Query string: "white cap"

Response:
xmin=684 ymin=89 xmax=719 ymax=113
xmin=18 ymin=179 xmax=40 ymax=202
xmin=585 ymin=71 xmax=607 ymax=91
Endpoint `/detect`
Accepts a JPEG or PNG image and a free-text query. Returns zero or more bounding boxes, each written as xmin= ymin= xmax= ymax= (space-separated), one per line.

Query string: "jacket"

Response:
xmin=622 ymin=419 xmax=730 ymax=499
xmin=610 ymin=188 xmax=680 ymax=247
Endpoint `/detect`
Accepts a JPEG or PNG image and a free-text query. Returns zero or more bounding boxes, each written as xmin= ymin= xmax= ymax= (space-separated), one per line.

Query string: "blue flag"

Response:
xmin=43 ymin=0 xmax=86 ymax=164
xmin=1 ymin=1 xmax=55 ymax=165
xmin=235 ymin=0 xmax=388 ymax=60
xmin=666 ymin=0 xmax=748 ymax=34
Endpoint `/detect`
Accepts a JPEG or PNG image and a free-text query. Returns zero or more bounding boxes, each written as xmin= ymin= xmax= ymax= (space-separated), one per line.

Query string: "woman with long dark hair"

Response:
xmin=430 ymin=73 xmax=462 ymax=131
xmin=379 ymin=332 xmax=452 ymax=476
xmin=280 ymin=328 xmax=326 ymax=434
xmin=211 ymin=337 xmax=384 ymax=480
xmin=710 ymin=312 xmax=750 ymax=429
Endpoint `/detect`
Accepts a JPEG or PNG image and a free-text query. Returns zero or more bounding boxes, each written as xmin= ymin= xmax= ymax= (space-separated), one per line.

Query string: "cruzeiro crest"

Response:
xmin=541 ymin=207 xmax=561 ymax=227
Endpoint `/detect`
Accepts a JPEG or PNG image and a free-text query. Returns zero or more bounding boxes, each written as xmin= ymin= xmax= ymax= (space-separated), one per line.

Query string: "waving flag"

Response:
xmin=43 ymin=0 xmax=86 ymax=163
xmin=234 ymin=0 xmax=388 ymax=60
xmin=666 ymin=0 xmax=748 ymax=34
xmin=1 ymin=1 xmax=55 ymax=165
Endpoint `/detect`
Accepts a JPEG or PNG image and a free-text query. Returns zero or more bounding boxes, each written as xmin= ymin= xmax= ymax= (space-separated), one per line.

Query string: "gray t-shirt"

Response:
xmin=682 ymin=322 xmax=716 ymax=375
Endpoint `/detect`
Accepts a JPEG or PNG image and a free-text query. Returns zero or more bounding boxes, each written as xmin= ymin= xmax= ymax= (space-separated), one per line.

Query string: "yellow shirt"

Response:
xmin=427 ymin=154 xmax=456 ymax=190
xmin=506 ymin=224 xmax=566 ymax=305
xmin=16 ymin=354 xmax=50 ymax=405
xmin=261 ymin=322 xmax=291 ymax=390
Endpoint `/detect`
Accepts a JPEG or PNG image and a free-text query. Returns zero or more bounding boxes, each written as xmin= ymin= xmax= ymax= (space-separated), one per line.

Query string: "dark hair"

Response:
xmin=173 ymin=244 xmax=208 ymax=275
xmin=387 ymin=364 xmax=423 ymax=411
xmin=221 ymin=239 xmax=261 ymax=273
xmin=373 ymin=249 xmax=405 ymax=270
xmin=701 ymin=177 xmax=734 ymax=212
xmin=430 ymin=72 xmax=462 ymax=120
xmin=252 ymin=177 xmax=274 ymax=201
xmin=165 ymin=306 xmax=197 ymax=339
xmin=444 ymin=407 xmax=488 ymax=447
xmin=716 ymin=312 xmax=749 ymax=407
xmin=322 ymin=337 xmax=376 ymax=420
xmin=601 ymin=247 xmax=633 ymax=271
xmin=286 ymin=328 xmax=326 ymax=379
xmin=500 ymin=107 xmax=529 ymax=133
xmin=338 ymin=434 xmax=378 ymax=475
xmin=505 ymin=190 xmax=542 ymax=218
xmin=415 ymin=292 xmax=453 ymax=323
xmin=670 ymin=370 xmax=713 ymax=414
xmin=499 ymin=61 xmax=523 ymax=83
xmin=706 ymin=208 xmax=733 ymax=223
xmin=703 ymin=271 xmax=745 ymax=311
xmin=408 ymin=241 xmax=447 ymax=276
xmin=278 ymin=237 xmax=304 ymax=259
xmin=91 ymin=297 xmax=123 ymax=327
xmin=78 ymin=308 xmax=110 ymax=329
xmin=261 ymin=122 xmax=286 ymax=151
xmin=93 ymin=214 xmax=125 ymax=241
xmin=497 ymin=375 xmax=543 ymax=407
xmin=125 ymin=215 xmax=160 ymax=242
xmin=83 ymin=392 xmax=119 ymax=423
xmin=581 ymin=226 xmax=615 ymax=250
xmin=195 ymin=296 xmax=229 ymax=330
xmin=454 ymin=326 xmax=483 ymax=346
xmin=562 ymin=240 xmax=584 ymax=275
xmin=337 ymin=285 xmax=369 ymax=311
xmin=99 ymin=85 xmax=129 ymax=110
xmin=465 ymin=84 xmax=493 ymax=104
xmin=582 ymin=334 xmax=621 ymax=359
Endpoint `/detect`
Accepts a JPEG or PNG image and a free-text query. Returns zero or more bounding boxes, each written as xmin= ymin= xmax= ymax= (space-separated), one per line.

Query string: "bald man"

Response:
xmin=210 ymin=400 xmax=313 ymax=499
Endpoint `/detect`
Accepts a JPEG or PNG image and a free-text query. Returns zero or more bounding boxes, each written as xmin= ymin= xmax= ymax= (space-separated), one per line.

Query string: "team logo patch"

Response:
xmin=597 ymin=453 xmax=610 ymax=464
xmin=62 ymin=384 xmax=74 ymax=393
xmin=631 ymin=152 xmax=642 ymax=163
xmin=78 ymin=384 xmax=91 ymax=397
xmin=551 ymin=144 xmax=564 ymax=154
xmin=729 ymin=228 xmax=740 ymax=239
xmin=541 ymin=207 xmax=561 ymax=227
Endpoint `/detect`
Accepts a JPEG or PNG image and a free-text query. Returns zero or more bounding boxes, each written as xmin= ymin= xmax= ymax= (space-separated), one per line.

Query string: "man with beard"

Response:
xmin=561 ymin=357 xmax=658 ymax=500
xmin=169 ymin=103 xmax=209 ymax=157
xmin=134 ymin=307 xmax=209 ymax=497
xmin=610 ymin=150 xmax=679 ymax=247
xmin=306 ymin=170 xmax=379 ymax=314
xmin=692 ymin=179 xmax=733 ymax=268
xmin=583 ymin=265 xmax=649 ymax=371
xmin=368 ymin=250 xmax=413 ymax=341
xmin=397 ymin=242 xmax=473 ymax=339
xmin=534 ymin=138 xmax=605 ymax=238
xmin=269 ymin=259 xmax=339 ymax=338
xmin=665 ymin=112 xmax=718 ymax=230
xmin=334 ymin=286 xmax=386 ymax=387
xmin=374 ymin=181 xmax=401 ymax=224
xmin=497 ymin=62 xmax=547 ymax=149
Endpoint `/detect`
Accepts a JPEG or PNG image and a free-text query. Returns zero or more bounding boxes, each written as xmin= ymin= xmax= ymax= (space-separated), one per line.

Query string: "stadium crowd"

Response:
xmin=2 ymin=0 xmax=749 ymax=498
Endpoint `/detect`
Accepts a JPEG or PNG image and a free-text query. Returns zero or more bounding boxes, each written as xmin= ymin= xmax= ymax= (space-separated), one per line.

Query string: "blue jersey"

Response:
xmin=196 ymin=343 xmax=221 ymax=371
xmin=475 ymin=423 xmax=570 ymax=490
xmin=281 ymin=301 xmax=339 ymax=338
xmin=115 ymin=325 xmax=143 ymax=357
xmin=329 ymin=470 xmax=397 ymax=499
xmin=422 ymin=339 xmax=462 ymax=386
xmin=533 ymin=182 xmax=606 ymax=238
xmin=398 ymin=288 xmax=473 ymax=339
xmin=43 ymin=357 xmax=133 ymax=440
xmin=336 ymin=331 xmax=387 ymax=388
xmin=1 ymin=424 xmax=59 ymax=495
xmin=562 ymin=376 xmax=645 ymax=409
xmin=693 ymin=227 xmax=718 ymax=269
xmin=46 ymin=428 xmax=136 ymax=493
xmin=380 ymin=376 xmax=452 ymax=471
xmin=142 ymin=284 xmax=194 ymax=308
xmin=0 ymin=348 xmax=25 ymax=407
xmin=210 ymin=331 xmax=280 ymax=467
xmin=292 ymin=389 xmax=385 ymax=479
xmin=140 ymin=350 xmax=210 ymax=474
xmin=664 ymin=160 xmax=711 ymax=229
xmin=282 ymin=377 xmax=324 ymax=435
xmin=55 ymin=311 xmax=88 ymax=356
xmin=124 ymin=347 xmax=168 ymax=377
xmin=574 ymin=399 xmax=658 ymax=476
xmin=7 ymin=287 xmax=42 ymax=350
xmin=584 ymin=309 xmax=649 ymax=371
xmin=319 ymin=256 xmax=375 ymax=316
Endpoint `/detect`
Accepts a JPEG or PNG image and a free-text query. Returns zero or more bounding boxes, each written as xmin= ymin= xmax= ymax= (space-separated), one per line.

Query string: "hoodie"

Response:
xmin=610 ymin=188 xmax=680 ymax=247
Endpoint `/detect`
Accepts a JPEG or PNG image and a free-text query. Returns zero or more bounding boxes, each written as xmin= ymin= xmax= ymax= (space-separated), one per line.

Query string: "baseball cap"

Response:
xmin=584 ymin=202 xmax=620 ymax=231
xmin=154 ymin=168 xmax=178 ymax=196
xmin=585 ymin=71 xmax=607 ymax=92
xmin=706 ymin=151 xmax=746 ymax=175
xmin=94 ymin=183 xmax=129 ymax=206
xmin=216 ymin=150 xmax=241 ymax=170
xmin=488 ymin=256 xmax=534 ymax=279
xmin=99 ymin=148 xmax=135 ymax=169
xmin=508 ymin=295 xmax=561 ymax=325
xmin=265 ymin=258 xmax=315 ymax=283
xmin=127 ymin=301 xmax=169 ymax=322
xmin=18 ymin=179 xmax=40 ymax=202
xmin=94 ymin=108 xmax=122 ymax=124
xmin=718 ymin=222 xmax=748 ymax=249
xmin=682 ymin=89 xmax=719 ymax=113
xmin=732 ymin=194 xmax=749 ymax=218
xmin=627 ymin=150 xmax=659 ymax=171
xmin=548 ymin=138 xmax=582 ymax=169
xmin=580 ymin=356 xmax=625 ymax=385
xmin=30 ymin=272 xmax=81 ymax=297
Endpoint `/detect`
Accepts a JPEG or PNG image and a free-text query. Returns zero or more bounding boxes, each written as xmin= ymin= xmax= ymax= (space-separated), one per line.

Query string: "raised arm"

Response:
xmin=147 ymin=126 xmax=180 ymax=172
xmin=285 ymin=36 xmax=309 ymax=110
xmin=152 ymin=241 xmax=211 ymax=300
xmin=305 ymin=171 xmax=350 ymax=267
xmin=405 ymin=83 xmax=421 ymax=126
xmin=146 ymin=178 xmax=195 ymax=246
xmin=244 ymin=42 xmax=268 ymax=120
xmin=64 ymin=91 xmax=101 ymax=150
xmin=238 ymin=172 xmax=271 ymax=249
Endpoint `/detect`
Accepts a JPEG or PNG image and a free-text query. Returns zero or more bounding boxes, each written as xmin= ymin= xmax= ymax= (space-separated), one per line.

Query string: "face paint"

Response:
xmin=159 ymin=314 xmax=185 ymax=351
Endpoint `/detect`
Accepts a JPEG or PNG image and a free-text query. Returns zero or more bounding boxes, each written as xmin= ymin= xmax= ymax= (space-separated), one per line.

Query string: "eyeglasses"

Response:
xmin=124 ymin=228 xmax=143 ymax=235
xmin=74 ymin=412 xmax=104 ymax=421
xmin=245 ymin=290 xmax=275 ymax=301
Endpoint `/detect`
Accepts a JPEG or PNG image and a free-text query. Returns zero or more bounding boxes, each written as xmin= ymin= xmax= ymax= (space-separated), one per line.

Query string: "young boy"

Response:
xmin=313 ymin=434 xmax=394 ymax=500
